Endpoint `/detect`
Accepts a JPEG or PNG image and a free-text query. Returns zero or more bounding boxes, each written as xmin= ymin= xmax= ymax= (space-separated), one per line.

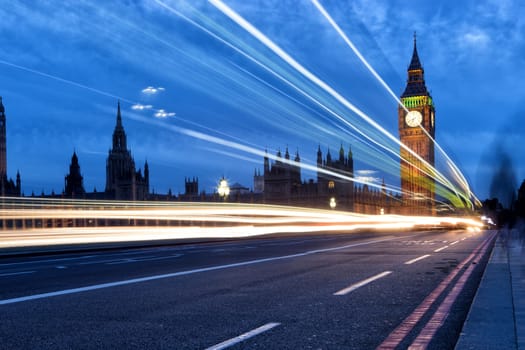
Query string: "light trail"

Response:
xmin=310 ymin=0 xmax=405 ymax=111
xmin=0 ymin=59 xmax=137 ymax=106
xmin=150 ymin=0 xmax=445 ymax=203
xmin=310 ymin=0 xmax=477 ymax=207
xmin=0 ymin=198 xmax=483 ymax=249
xmin=207 ymin=0 xmax=475 ymax=209
xmin=2 ymin=1 xmax=479 ymax=211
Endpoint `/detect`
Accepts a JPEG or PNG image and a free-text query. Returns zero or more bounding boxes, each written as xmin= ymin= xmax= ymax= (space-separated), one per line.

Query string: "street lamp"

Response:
xmin=329 ymin=197 xmax=336 ymax=209
xmin=218 ymin=177 xmax=230 ymax=201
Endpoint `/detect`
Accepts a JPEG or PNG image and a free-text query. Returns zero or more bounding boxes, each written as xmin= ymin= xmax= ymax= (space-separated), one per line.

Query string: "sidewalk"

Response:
xmin=456 ymin=229 xmax=525 ymax=349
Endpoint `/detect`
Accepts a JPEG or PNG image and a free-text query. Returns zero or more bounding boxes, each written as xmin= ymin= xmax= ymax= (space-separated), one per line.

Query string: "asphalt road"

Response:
xmin=0 ymin=229 xmax=494 ymax=349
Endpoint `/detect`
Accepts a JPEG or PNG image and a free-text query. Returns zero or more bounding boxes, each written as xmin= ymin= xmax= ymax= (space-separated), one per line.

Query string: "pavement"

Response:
xmin=456 ymin=228 xmax=525 ymax=350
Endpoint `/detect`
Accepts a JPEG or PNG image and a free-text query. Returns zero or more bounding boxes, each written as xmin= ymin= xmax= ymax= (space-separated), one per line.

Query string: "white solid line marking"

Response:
xmin=404 ymin=254 xmax=431 ymax=265
xmin=434 ymin=246 xmax=448 ymax=252
xmin=0 ymin=236 xmax=406 ymax=305
xmin=0 ymin=255 xmax=97 ymax=267
xmin=106 ymin=254 xmax=183 ymax=265
xmin=334 ymin=271 xmax=392 ymax=296
xmin=450 ymin=240 xmax=459 ymax=245
xmin=205 ymin=322 xmax=280 ymax=350
xmin=0 ymin=271 xmax=36 ymax=277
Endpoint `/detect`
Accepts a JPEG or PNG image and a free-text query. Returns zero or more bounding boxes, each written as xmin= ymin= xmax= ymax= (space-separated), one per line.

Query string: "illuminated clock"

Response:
xmin=405 ymin=110 xmax=422 ymax=127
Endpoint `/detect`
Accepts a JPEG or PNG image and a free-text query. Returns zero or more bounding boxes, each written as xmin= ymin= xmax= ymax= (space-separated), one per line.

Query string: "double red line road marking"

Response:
xmin=377 ymin=231 xmax=497 ymax=349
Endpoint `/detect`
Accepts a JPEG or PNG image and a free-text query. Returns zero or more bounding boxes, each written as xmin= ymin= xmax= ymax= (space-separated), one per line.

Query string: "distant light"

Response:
xmin=329 ymin=197 xmax=336 ymax=209
xmin=218 ymin=178 xmax=230 ymax=197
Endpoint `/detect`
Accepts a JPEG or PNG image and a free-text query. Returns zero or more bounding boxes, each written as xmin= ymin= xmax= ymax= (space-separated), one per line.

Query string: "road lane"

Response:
xmin=0 ymin=229 xmax=492 ymax=349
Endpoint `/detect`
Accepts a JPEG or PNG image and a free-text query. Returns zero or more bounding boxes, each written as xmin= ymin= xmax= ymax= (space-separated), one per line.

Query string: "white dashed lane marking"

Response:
xmin=404 ymin=254 xmax=431 ymax=265
xmin=334 ymin=271 xmax=392 ymax=296
xmin=205 ymin=323 xmax=280 ymax=350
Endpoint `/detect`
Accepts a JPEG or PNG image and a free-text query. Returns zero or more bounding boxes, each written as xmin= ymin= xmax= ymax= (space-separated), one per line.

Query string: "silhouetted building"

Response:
xmin=185 ymin=177 xmax=199 ymax=196
xmin=64 ymin=151 xmax=85 ymax=198
xmin=256 ymin=144 xmax=394 ymax=213
xmin=230 ymin=182 xmax=250 ymax=196
xmin=398 ymin=34 xmax=435 ymax=215
xmin=263 ymin=147 xmax=302 ymax=203
xmin=317 ymin=144 xmax=354 ymax=209
xmin=105 ymin=102 xmax=149 ymax=200
xmin=0 ymin=97 xmax=21 ymax=197
xmin=253 ymin=169 xmax=264 ymax=194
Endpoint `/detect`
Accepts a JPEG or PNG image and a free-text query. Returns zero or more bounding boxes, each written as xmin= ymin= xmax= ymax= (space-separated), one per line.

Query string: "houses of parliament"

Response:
xmin=0 ymin=38 xmax=436 ymax=215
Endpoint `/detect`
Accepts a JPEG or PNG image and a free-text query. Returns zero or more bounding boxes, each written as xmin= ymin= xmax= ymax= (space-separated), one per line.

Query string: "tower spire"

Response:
xmin=408 ymin=31 xmax=422 ymax=71
xmin=117 ymin=100 xmax=122 ymax=126
xmin=112 ymin=101 xmax=127 ymax=150
xmin=402 ymin=34 xmax=428 ymax=98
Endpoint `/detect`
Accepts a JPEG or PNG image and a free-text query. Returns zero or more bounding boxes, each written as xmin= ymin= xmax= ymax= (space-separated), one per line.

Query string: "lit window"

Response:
xmin=328 ymin=181 xmax=335 ymax=189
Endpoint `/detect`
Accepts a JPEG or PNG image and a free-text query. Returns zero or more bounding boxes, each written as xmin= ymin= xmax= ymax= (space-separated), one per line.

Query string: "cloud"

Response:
xmin=142 ymin=86 xmax=165 ymax=95
xmin=355 ymin=169 xmax=381 ymax=184
xmin=131 ymin=103 xmax=153 ymax=110
xmin=356 ymin=169 xmax=378 ymax=176
xmin=154 ymin=109 xmax=176 ymax=118
xmin=351 ymin=0 xmax=388 ymax=33
xmin=461 ymin=29 xmax=490 ymax=49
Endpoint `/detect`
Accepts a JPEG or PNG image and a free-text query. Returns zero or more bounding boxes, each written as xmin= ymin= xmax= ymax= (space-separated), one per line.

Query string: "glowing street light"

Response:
xmin=329 ymin=197 xmax=336 ymax=209
xmin=218 ymin=177 xmax=230 ymax=200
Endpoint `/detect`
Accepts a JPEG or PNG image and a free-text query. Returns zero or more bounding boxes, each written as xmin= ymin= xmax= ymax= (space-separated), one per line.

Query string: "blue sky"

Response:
xmin=0 ymin=0 xmax=524 ymax=203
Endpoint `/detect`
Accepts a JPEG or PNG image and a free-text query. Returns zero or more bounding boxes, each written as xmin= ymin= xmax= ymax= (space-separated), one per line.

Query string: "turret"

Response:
xmin=348 ymin=145 xmax=354 ymax=176
xmin=16 ymin=170 xmax=21 ymax=193
xmin=317 ymin=144 xmax=322 ymax=166
xmin=0 ymin=96 xmax=6 ymax=176
xmin=144 ymin=160 xmax=149 ymax=189
xmin=264 ymin=149 xmax=270 ymax=174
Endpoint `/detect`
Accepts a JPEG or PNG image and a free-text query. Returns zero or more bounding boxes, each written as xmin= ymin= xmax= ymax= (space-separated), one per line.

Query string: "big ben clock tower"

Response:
xmin=398 ymin=34 xmax=435 ymax=215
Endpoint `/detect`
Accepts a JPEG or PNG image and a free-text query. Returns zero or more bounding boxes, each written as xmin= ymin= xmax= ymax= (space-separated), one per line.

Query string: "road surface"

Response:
xmin=0 ymin=229 xmax=494 ymax=349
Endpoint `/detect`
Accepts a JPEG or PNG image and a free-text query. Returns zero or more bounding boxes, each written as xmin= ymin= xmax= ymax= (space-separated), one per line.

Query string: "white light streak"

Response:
xmin=0 ymin=59 xmax=136 ymax=105
xmin=310 ymin=0 xmax=406 ymax=112
xmin=207 ymin=0 xmax=475 ymax=209
xmin=0 ymin=197 xmax=484 ymax=249
xmin=311 ymin=0 xmax=478 ymax=208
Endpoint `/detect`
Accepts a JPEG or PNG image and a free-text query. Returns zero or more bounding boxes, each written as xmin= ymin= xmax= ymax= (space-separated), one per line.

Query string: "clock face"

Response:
xmin=405 ymin=110 xmax=422 ymax=127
